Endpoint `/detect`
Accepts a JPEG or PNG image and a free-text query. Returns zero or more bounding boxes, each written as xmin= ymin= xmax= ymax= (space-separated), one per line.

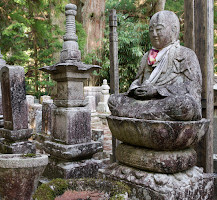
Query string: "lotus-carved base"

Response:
xmin=107 ymin=116 xmax=210 ymax=150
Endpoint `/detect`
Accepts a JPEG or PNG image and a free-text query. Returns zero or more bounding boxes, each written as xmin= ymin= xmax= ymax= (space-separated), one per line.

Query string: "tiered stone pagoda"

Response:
xmin=38 ymin=4 xmax=102 ymax=179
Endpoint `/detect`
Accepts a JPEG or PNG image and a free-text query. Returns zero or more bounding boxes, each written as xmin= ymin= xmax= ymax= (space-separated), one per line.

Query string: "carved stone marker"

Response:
xmin=37 ymin=4 xmax=103 ymax=179
xmin=96 ymin=79 xmax=110 ymax=113
xmin=99 ymin=10 xmax=214 ymax=199
xmin=0 ymin=65 xmax=35 ymax=154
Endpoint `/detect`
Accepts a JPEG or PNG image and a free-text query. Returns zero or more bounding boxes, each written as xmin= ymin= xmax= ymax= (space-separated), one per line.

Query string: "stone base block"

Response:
xmin=0 ymin=128 xmax=32 ymax=141
xmin=43 ymin=157 xmax=103 ymax=179
xmin=52 ymin=107 xmax=91 ymax=144
xmin=0 ymin=138 xmax=35 ymax=154
xmin=43 ymin=140 xmax=103 ymax=160
xmin=116 ymin=143 xmax=196 ymax=173
xmin=99 ymin=164 xmax=214 ymax=200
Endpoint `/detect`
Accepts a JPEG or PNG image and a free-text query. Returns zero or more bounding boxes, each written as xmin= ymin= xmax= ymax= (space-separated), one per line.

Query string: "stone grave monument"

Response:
xmin=0 ymin=63 xmax=48 ymax=200
xmin=37 ymin=3 xmax=103 ymax=179
xmin=99 ymin=11 xmax=214 ymax=199
xmin=0 ymin=65 xmax=35 ymax=154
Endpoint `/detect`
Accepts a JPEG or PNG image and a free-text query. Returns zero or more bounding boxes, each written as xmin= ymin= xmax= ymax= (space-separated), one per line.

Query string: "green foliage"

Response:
xmin=165 ymin=0 xmax=184 ymax=16
xmin=76 ymin=21 xmax=87 ymax=57
xmin=0 ymin=0 xmax=87 ymax=98
xmin=84 ymin=11 xmax=151 ymax=92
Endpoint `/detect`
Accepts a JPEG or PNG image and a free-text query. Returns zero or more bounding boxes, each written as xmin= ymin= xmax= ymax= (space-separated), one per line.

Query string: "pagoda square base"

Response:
xmin=43 ymin=140 xmax=102 ymax=160
xmin=43 ymin=157 xmax=103 ymax=179
xmin=98 ymin=163 xmax=214 ymax=200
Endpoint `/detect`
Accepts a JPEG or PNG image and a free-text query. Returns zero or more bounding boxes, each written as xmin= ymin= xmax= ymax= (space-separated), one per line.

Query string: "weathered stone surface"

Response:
xmin=28 ymin=103 xmax=42 ymax=134
xmin=52 ymin=106 xmax=91 ymax=144
xmin=0 ymin=154 xmax=48 ymax=168
xmin=84 ymin=86 xmax=102 ymax=108
xmin=0 ymin=128 xmax=32 ymax=141
xmin=107 ymin=116 xmax=209 ymax=150
xmin=54 ymin=99 xmax=88 ymax=107
xmin=40 ymin=95 xmax=52 ymax=104
xmin=43 ymin=157 xmax=103 ymax=179
xmin=26 ymin=95 xmax=35 ymax=105
xmin=42 ymin=101 xmax=56 ymax=135
xmin=116 ymin=143 xmax=196 ymax=173
xmin=0 ymin=154 xmax=48 ymax=200
xmin=92 ymin=129 xmax=104 ymax=144
xmin=86 ymin=95 xmax=96 ymax=112
xmin=108 ymin=11 xmax=202 ymax=121
xmin=99 ymin=164 xmax=214 ymax=200
xmin=1 ymin=65 xmax=28 ymax=130
xmin=0 ymin=139 xmax=35 ymax=154
xmin=43 ymin=140 xmax=102 ymax=160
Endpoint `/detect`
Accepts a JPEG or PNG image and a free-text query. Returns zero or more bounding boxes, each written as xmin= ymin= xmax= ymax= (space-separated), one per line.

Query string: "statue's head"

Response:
xmin=149 ymin=10 xmax=180 ymax=49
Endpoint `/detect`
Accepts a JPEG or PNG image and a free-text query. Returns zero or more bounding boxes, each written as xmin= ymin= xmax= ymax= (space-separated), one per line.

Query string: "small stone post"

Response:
xmin=97 ymin=79 xmax=110 ymax=113
xmin=109 ymin=9 xmax=119 ymax=162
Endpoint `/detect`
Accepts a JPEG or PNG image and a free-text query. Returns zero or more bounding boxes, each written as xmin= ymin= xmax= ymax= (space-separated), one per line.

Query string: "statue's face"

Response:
xmin=149 ymin=14 xmax=176 ymax=49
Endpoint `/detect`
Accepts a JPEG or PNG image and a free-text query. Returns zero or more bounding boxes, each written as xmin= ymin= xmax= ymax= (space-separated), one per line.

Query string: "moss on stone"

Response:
xmin=33 ymin=178 xmax=130 ymax=200
xmin=33 ymin=178 xmax=68 ymax=200
xmin=22 ymin=153 xmax=36 ymax=158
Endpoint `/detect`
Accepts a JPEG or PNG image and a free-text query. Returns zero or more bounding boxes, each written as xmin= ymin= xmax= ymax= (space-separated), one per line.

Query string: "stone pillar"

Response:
xmin=97 ymin=79 xmax=110 ymax=113
xmin=109 ymin=9 xmax=119 ymax=162
xmin=0 ymin=66 xmax=35 ymax=154
xmin=38 ymin=4 xmax=103 ymax=179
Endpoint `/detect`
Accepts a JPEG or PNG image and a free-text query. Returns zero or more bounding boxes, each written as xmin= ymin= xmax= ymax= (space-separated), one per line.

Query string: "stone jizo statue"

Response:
xmin=108 ymin=11 xmax=202 ymax=121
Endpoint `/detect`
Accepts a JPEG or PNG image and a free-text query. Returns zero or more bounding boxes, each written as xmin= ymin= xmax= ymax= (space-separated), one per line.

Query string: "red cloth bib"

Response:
xmin=148 ymin=49 xmax=159 ymax=65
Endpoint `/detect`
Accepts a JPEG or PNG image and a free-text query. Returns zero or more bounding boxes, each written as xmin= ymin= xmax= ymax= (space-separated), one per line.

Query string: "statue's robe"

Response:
xmin=108 ymin=42 xmax=202 ymax=121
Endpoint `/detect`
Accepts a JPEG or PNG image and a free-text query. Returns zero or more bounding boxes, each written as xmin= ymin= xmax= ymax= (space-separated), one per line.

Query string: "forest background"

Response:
xmin=0 ymin=0 xmax=216 ymax=98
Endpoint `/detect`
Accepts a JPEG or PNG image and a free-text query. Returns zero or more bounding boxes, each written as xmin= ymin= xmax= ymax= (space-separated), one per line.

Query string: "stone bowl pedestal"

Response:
xmin=107 ymin=116 xmax=210 ymax=173
xmin=107 ymin=116 xmax=210 ymax=150
xmin=0 ymin=154 xmax=48 ymax=200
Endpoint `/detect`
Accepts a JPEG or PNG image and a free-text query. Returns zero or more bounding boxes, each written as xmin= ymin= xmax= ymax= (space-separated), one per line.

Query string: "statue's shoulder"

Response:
xmin=140 ymin=52 xmax=149 ymax=66
xmin=178 ymin=46 xmax=199 ymax=61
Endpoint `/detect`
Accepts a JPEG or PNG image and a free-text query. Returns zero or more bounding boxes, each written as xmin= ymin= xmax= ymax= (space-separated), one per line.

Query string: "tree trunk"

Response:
xmin=81 ymin=0 xmax=105 ymax=54
xmin=155 ymin=0 xmax=166 ymax=13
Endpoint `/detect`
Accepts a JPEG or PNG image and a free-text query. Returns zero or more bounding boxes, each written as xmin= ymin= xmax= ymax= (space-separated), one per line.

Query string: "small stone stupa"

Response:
xmin=38 ymin=4 xmax=103 ymax=179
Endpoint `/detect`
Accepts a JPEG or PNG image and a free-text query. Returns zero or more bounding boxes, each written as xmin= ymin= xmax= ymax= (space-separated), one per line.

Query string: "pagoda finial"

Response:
xmin=60 ymin=4 xmax=81 ymax=63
